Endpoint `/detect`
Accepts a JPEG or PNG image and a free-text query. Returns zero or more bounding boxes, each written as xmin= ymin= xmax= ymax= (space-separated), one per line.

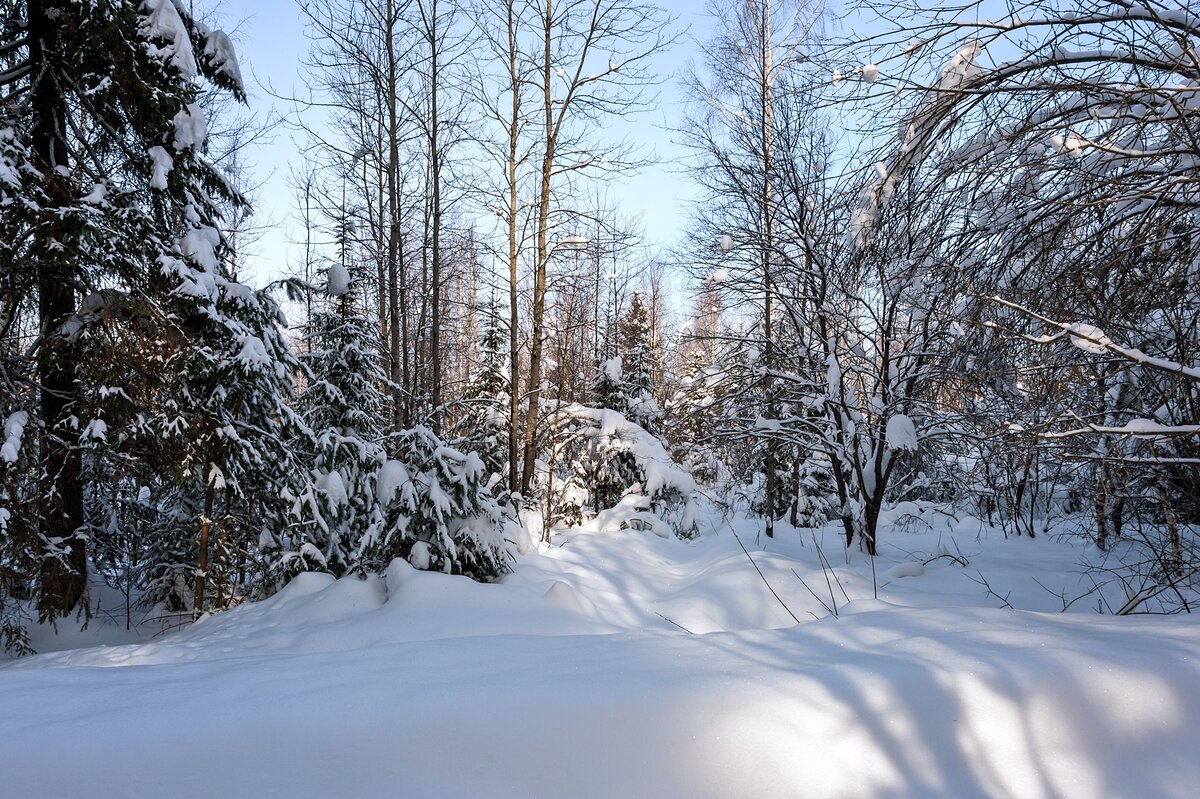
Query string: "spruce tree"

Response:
xmin=617 ymin=293 xmax=663 ymax=438
xmin=1 ymin=0 xmax=251 ymax=620
xmin=451 ymin=298 xmax=511 ymax=496
xmin=365 ymin=428 xmax=509 ymax=581
xmin=297 ymin=264 xmax=389 ymax=577
xmin=163 ymin=265 xmax=312 ymax=614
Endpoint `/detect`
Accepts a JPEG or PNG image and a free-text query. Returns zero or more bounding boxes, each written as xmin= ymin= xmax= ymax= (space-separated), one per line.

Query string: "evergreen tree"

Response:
xmin=666 ymin=347 xmax=725 ymax=485
xmin=617 ymin=293 xmax=663 ymax=437
xmin=0 ymin=0 xmax=247 ymax=620
xmin=296 ymin=264 xmax=389 ymax=578
xmin=163 ymin=265 xmax=313 ymax=614
xmin=451 ymin=298 xmax=511 ymax=496
xmin=363 ymin=428 xmax=509 ymax=581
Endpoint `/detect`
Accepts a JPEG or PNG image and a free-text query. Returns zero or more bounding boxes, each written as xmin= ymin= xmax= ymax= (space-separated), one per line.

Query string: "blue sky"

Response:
xmin=225 ymin=0 xmax=713 ymax=286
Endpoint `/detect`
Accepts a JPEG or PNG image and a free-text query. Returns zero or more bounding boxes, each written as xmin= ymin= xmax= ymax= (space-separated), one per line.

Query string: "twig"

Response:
xmin=655 ymin=612 xmax=694 ymax=634
xmin=970 ymin=571 xmax=1013 ymax=609
xmin=792 ymin=568 xmax=834 ymax=618
xmin=812 ymin=531 xmax=851 ymax=605
xmin=923 ymin=553 xmax=969 ymax=567
xmin=729 ymin=523 xmax=802 ymax=624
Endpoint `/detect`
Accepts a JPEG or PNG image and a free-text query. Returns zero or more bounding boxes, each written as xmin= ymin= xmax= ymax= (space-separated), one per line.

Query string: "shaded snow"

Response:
xmin=148 ymin=145 xmax=173 ymax=190
xmin=885 ymin=413 xmax=918 ymax=451
xmin=327 ymin=263 xmax=351 ymax=296
xmin=139 ymin=0 xmax=198 ymax=79
xmin=197 ymin=23 xmax=245 ymax=91
xmin=1 ymin=410 xmax=28 ymax=464
xmin=171 ymin=103 xmax=207 ymax=152
xmin=3 ymin=515 xmax=1198 ymax=798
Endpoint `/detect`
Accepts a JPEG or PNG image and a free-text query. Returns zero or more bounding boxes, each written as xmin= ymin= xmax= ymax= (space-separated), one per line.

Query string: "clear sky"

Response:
xmin=223 ymin=0 xmax=714 ymax=287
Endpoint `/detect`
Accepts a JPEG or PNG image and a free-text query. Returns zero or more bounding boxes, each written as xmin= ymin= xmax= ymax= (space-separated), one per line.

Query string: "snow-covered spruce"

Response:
xmin=298 ymin=268 xmax=509 ymax=582
xmin=542 ymin=401 xmax=698 ymax=538
xmin=294 ymin=263 xmax=391 ymax=578
xmin=449 ymin=297 xmax=513 ymax=495
xmin=0 ymin=0 xmax=251 ymax=633
xmin=363 ymin=428 xmax=509 ymax=580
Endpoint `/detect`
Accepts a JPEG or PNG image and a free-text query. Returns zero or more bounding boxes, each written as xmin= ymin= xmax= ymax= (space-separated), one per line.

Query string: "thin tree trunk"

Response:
xmin=390 ymin=235 xmax=404 ymax=429
xmin=1153 ymin=460 xmax=1183 ymax=577
xmin=520 ymin=0 xmax=555 ymax=495
xmin=788 ymin=454 xmax=800 ymax=527
xmin=1096 ymin=461 xmax=1110 ymax=552
xmin=428 ymin=0 xmax=444 ymax=433
xmin=507 ymin=0 xmax=522 ymax=498
xmin=193 ymin=478 xmax=216 ymax=616
xmin=385 ymin=0 xmax=406 ymax=431
xmin=759 ymin=0 xmax=776 ymax=538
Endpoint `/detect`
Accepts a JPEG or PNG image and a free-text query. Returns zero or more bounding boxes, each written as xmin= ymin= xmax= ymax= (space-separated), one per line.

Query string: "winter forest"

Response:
xmin=1 ymin=1 xmax=1199 ymax=796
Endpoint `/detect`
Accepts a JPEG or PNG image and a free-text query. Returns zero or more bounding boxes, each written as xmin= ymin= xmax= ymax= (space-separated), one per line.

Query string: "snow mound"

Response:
xmin=3 ymin=515 xmax=1199 ymax=798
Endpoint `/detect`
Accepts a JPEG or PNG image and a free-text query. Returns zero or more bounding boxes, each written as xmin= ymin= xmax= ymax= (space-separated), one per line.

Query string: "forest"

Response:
xmin=0 ymin=1 xmax=1198 ymax=796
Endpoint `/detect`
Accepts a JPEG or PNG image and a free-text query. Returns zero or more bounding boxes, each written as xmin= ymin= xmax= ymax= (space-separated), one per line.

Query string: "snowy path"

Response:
xmin=3 ymin=522 xmax=1199 ymax=798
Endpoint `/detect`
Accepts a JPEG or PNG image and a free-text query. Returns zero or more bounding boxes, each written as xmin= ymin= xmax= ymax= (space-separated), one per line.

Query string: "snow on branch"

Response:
xmin=987 ymin=296 xmax=1200 ymax=383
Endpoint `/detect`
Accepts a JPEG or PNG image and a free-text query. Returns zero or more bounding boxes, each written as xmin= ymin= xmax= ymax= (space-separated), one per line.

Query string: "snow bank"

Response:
xmin=3 ymin=603 xmax=1196 ymax=799
xmin=3 ymin=516 xmax=1199 ymax=798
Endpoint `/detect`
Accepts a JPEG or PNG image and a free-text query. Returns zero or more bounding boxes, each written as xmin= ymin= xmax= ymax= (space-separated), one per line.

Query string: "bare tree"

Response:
xmin=516 ymin=0 xmax=674 ymax=499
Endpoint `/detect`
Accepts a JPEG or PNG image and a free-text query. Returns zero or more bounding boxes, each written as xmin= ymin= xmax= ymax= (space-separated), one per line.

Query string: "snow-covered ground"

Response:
xmin=3 ymin=509 xmax=1198 ymax=798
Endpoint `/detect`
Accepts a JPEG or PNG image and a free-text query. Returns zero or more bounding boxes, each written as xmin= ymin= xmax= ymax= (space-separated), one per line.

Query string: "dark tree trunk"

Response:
xmin=193 ymin=478 xmax=215 ymax=616
xmin=30 ymin=0 xmax=86 ymax=618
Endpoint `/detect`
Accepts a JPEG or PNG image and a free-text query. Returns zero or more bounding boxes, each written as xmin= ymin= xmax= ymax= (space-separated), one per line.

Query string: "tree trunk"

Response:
xmin=385 ymin=0 xmax=406 ymax=431
xmin=862 ymin=493 xmax=880 ymax=557
xmin=520 ymin=0 xmax=555 ymax=495
xmin=759 ymin=0 xmax=776 ymax=539
xmin=193 ymin=478 xmax=216 ymax=616
xmin=788 ymin=454 xmax=800 ymax=527
xmin=30 ymin=0 xmax=86 ymax=618
xmin=427 ymin=0 xmax=443 ymax=433
xmin=506 ymin=0 xmax=522 ymax=498
xmin=1096 ymin=462 xmax=1110 ymax=552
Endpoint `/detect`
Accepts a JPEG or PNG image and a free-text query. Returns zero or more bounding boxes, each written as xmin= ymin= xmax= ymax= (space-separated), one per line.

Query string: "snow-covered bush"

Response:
xmin=356 ymin=428 xmax=508 ymax=580
xmin=545 ymin=403 xmax=699 ymax=538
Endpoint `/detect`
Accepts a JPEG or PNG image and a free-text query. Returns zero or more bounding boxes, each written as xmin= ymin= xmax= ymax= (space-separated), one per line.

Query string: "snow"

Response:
xmin=862 ymin=63 xmax=879 ymax=83
xmin=79 ymin=183 xmax=107 ymax=205
xmin=601 ymin=355 xmax=622 ymax=382
xmin=318 ymin=469 xmax=348 ymax=510
xmin=1067 ymin=322 xmax=1110 ymax=353
xmin=548 ymin=402 xmax=698 ymax=535
xmin=375 ymin=459 xmax=410 ymax=505
xmin=937 ymin=40 xmax=984 ymax=91
xmin=886 ymin=560 xmax=925 ymax=578
xmin=82 ymin=418 xmax=108 ymax=442
xmin=327 ymin=263 xmax=352 ymax=296
xmin=180 ymin=225 xmax=220 ymax=272
xmin=197 ymin=23 xmax=245 ymax=92
xmin=1 ymin=410 xmax=28 ymax=463
xmin=3 ymin=512 xmax=1199 ymax=798
xmin=0 ymin=127 xmax=18 ymax=188
xmin=147 ymin=145 xmax=173 ymax=190
xmin=236 ymin=335 xmax=272 ymax=369
xmin=171 ymin=103 xmax=207 ymax=151
xmin=408 ymin=540 xmax=432 ymax=569
xmin=885 ymin=413 xmax=918 ymax=451
xmin=139 ymin=0 xmax=199 ymax=80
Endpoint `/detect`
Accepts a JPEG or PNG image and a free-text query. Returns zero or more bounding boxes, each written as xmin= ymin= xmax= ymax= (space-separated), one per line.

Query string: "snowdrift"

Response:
xmin=2 ymin=519 xmax=1198 ymax=798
